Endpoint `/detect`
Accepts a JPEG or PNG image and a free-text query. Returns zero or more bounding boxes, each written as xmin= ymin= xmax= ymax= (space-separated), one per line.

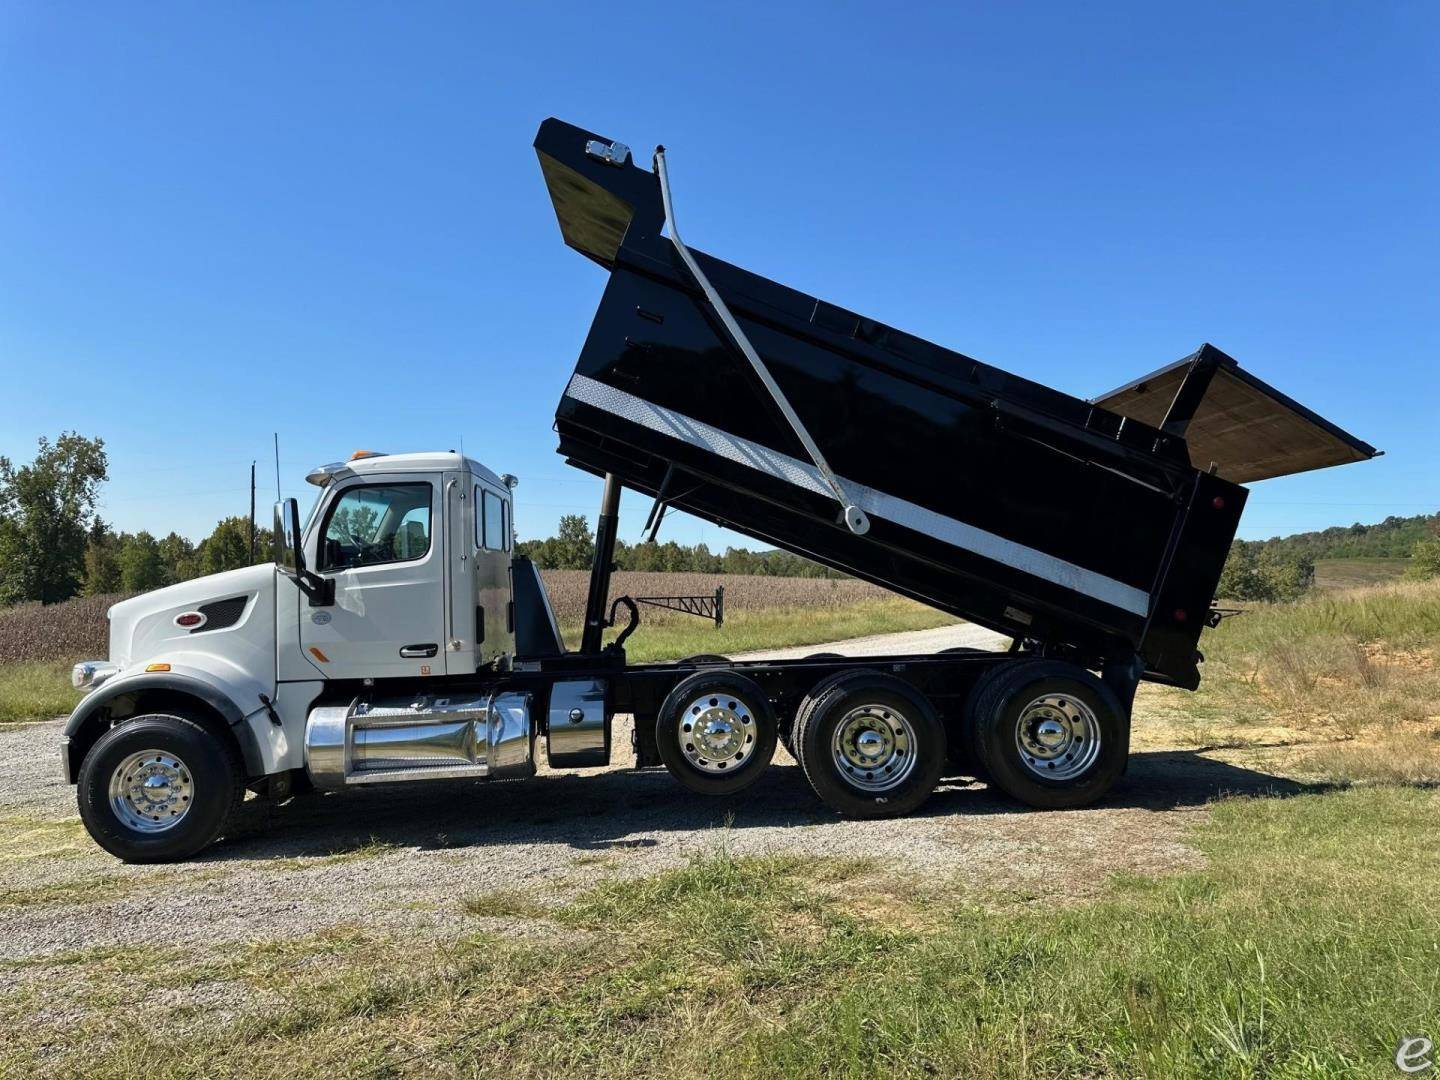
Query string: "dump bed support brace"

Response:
xmin=653 ymin=147 xmax=870 ymax=536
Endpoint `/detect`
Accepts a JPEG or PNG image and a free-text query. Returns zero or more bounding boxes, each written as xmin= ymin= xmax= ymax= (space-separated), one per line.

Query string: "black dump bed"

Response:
xmin=535 ymin=118 xmax=1377 ymax=689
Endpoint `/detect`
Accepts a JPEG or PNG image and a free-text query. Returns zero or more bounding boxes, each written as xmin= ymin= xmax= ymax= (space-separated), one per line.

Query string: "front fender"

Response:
xmin=61 ymin=665 xmax=270 ymax=784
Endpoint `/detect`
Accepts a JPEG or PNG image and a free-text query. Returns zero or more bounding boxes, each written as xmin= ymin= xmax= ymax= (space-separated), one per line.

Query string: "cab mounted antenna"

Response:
xmin=273 ymin=433 xmax=281 ymax=501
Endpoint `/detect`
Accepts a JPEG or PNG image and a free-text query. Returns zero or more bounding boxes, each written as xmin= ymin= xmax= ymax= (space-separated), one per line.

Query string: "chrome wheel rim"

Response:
xmin=1014 ymin=694 xmax=1100 ymax=780
xmin=831 ymin=704 xmax=916 ymax=792
xmin=678 ymin=693 xmax=756 ymax=774
xmin=108 ymin=749 xmax=195 ymax=833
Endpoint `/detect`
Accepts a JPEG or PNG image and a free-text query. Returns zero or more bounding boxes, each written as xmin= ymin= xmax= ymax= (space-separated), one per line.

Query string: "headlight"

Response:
xmin=71 ymin=661 xmax=119 ymax=693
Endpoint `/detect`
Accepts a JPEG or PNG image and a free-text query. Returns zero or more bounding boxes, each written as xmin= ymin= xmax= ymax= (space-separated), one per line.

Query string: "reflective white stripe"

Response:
xmin=564 ymin=374 xmax=1152 ymax=616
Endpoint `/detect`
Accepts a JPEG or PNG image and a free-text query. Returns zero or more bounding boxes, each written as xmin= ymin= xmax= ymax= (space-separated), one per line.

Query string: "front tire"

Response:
xmin=77 ymin=713 xmax=244 ymax=863
xmin=967 ymin=660 xmax=1127 ymax=809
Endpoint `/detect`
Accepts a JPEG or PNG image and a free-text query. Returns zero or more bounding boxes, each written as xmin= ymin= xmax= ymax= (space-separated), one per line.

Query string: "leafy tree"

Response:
xmin=82 ymin=523 xmax=123 ymax=596
xmin=555 ymin=514 xmax=596 ymax=569
xmin=1258 ymin=549 xmax=1315 ymax=601
xmin=120 ymin=531 xmax=168 ymax=592
xmin=0 ymin=433 xmax=109 ymax=605
xmin=159 ymin=532 xmax=198 ymax=582
xmin=197 ymin=516 xmax=256 ymax=577
xmin=1407 ymin=534 xmax=1440 ymax=581
xmin=1216 ymin=546 xmax=1271 ymax=602
xmin=1215 ymin=543 xmax=1315 ymax=602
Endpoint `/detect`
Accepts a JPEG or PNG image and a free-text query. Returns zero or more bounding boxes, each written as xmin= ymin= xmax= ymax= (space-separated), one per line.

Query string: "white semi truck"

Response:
xmin=59 ymin=120 xmax=1375 ymax=861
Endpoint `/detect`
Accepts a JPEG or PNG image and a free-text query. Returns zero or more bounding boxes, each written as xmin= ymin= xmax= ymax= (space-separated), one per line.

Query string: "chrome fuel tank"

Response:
xmin=305 ymin=690 xmax=535 ymax=790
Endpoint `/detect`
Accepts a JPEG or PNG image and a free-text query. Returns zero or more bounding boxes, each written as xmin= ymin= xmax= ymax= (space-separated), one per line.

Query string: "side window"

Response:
xmin=482 ymin=490 xmax=505 ymax=550
xmin=319 ymin=483 xmax=432 ymax=570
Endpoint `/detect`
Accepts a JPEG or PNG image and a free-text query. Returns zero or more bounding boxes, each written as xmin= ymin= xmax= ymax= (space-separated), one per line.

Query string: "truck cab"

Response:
xmin=293 ymin=451 xmax=517 ymax=679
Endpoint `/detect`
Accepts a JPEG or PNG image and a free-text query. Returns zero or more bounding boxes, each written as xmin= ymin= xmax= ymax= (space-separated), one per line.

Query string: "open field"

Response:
xmin=0 ymin=579 xmax=1437 ymax=1075
xmin=1313 ymin=556 xmax=1412 ymax=590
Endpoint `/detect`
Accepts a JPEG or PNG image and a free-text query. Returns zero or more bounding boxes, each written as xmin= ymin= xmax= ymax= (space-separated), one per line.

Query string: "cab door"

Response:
xmin=301 ymin=476 xmax=446 ymax=680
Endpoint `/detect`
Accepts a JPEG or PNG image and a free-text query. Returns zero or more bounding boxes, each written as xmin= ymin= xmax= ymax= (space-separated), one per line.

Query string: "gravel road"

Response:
xmin=0 ymin=623 xmax=1299 ymax=965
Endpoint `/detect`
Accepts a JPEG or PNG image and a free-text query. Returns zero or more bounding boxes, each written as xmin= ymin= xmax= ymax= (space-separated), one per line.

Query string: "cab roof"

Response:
xmin=307 ymin=451 xmax=508 ymax=489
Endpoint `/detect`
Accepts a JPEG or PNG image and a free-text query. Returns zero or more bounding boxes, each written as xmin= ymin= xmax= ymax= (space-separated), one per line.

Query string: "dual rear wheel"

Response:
xmin=656 ymin=660 xmax=1128 ymax=816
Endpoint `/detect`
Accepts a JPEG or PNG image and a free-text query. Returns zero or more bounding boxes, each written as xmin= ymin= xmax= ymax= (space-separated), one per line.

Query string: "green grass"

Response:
xmin=0 ymin=816 xmax=90 ymax=861
xmin=562 ymin=597 xmax=958 ymax=662
xmin=0 ymin=660 xmax=80 ymax=724
xmin=6 ymin=787 xmax=1435 ymax=1077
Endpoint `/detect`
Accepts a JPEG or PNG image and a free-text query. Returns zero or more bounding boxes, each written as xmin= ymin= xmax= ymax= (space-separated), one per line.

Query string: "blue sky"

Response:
xmin=2 ymin=2 xmax=1435 ymax=549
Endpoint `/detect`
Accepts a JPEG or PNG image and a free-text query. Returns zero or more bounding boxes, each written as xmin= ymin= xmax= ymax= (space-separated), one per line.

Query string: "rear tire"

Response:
xmin=793 ymin=671 xmax=945 ymax=818
xmin=77 ymin=713 xmax=244 ymax=863
xmin=967 ymin=660 xmax=1127 ymax=809
xmin=655 ymin=671 xmax=777 ymax=795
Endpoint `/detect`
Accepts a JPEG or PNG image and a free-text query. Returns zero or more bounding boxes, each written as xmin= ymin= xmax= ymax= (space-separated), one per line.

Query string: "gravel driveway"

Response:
xmin=0 ymin=624 xmax=1301 ymax=965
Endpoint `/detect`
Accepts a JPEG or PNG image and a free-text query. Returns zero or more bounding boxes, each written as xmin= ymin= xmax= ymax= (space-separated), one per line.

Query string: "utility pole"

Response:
xmin=249 ymin=461 xmax=257 ymax=563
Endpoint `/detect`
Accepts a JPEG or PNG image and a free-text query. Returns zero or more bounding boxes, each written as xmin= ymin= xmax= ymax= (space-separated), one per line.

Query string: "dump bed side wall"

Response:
xmin=555 ymin=250 xmax=1230 ymax=678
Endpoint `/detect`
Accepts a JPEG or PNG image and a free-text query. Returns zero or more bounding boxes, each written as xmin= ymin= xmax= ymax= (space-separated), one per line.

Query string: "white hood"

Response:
xmin=107 ymin=564 xmax=277 ymax=685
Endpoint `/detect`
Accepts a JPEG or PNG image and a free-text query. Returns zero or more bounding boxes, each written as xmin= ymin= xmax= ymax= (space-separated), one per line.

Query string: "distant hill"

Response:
xmin=1239 ymin=512 xmax=1438 ymax=562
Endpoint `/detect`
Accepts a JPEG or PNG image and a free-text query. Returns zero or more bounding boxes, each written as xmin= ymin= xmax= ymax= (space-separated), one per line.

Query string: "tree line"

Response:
xmin=1239 ymin=512 xmax=1439 ymax=561
xmin=515 ymin=514 xmax=844 ymax=577
xmin=0 ymin=434 xmax=270 ymax=607
xmin=1216 ymin=512 xmax=1440 ymax=600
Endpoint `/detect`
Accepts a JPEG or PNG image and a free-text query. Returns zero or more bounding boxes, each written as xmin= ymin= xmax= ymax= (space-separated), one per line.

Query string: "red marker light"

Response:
xmin=1212 ymin=496 xmax=1225 ymax=510
xmin=174 ymin=612 xmax=205 ymax=628
xmin=1173 ymin=608 xmax=1188 ymax=623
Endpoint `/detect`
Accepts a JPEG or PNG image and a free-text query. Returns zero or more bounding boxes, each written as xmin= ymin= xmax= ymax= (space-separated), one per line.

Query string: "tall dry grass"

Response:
xmin=0 ymin=594 xmax=130 ymax=665
xmin=1159 ymin=578 xmax=1440 ymax=783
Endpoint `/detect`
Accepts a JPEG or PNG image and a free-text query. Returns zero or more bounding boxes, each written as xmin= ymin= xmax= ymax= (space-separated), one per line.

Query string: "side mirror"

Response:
xmin=273 ymin=498 xmax=334 ymax=607
xmin=273 ymin=499 xmax=304 ymax=574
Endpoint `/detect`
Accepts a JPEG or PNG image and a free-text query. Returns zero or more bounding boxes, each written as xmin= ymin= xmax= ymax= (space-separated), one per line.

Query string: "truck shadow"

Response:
xmin=213 ymin=749 xmax=1322 ymax=863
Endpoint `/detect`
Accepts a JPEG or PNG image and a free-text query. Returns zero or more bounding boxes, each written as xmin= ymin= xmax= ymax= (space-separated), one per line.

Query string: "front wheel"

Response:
xmin=77 ymin=713 xmax=244 ymax=863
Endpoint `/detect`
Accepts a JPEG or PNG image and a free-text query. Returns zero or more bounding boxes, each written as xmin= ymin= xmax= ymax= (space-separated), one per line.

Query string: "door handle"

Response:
xmin=400 ymin=644 xmax=438 ymax=659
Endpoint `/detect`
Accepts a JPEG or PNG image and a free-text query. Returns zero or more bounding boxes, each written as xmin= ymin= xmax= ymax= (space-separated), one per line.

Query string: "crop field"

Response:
xmin=539 ymin=570 xmax=894 ymax=626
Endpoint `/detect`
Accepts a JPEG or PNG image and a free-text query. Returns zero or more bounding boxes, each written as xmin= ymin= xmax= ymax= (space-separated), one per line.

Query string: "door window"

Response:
xmin=319 ymin=483 xmax=432 ymax=570
xmin=478 ymin=489 xmax=507 ymax=551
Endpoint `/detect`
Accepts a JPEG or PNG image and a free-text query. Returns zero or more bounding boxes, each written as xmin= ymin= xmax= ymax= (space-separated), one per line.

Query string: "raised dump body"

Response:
xmin=535 ymin=118 xmax=1377 ymax=690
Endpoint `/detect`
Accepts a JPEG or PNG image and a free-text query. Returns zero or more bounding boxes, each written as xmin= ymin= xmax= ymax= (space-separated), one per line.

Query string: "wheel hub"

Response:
xmin=679 ymin=695 xmax=755 ymax=774
xmin=108 ymin=750 xmax=194 ymax=833
xmin=831 ymin=704 xmax=917 ymax=792
xmin=1014 ymin=694 xmax=1101 ymax=781
xmin=698 ymin=716 xmax=741 ymax=757
xmin=1031 ymin=718 xmax=1067 ymax=750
